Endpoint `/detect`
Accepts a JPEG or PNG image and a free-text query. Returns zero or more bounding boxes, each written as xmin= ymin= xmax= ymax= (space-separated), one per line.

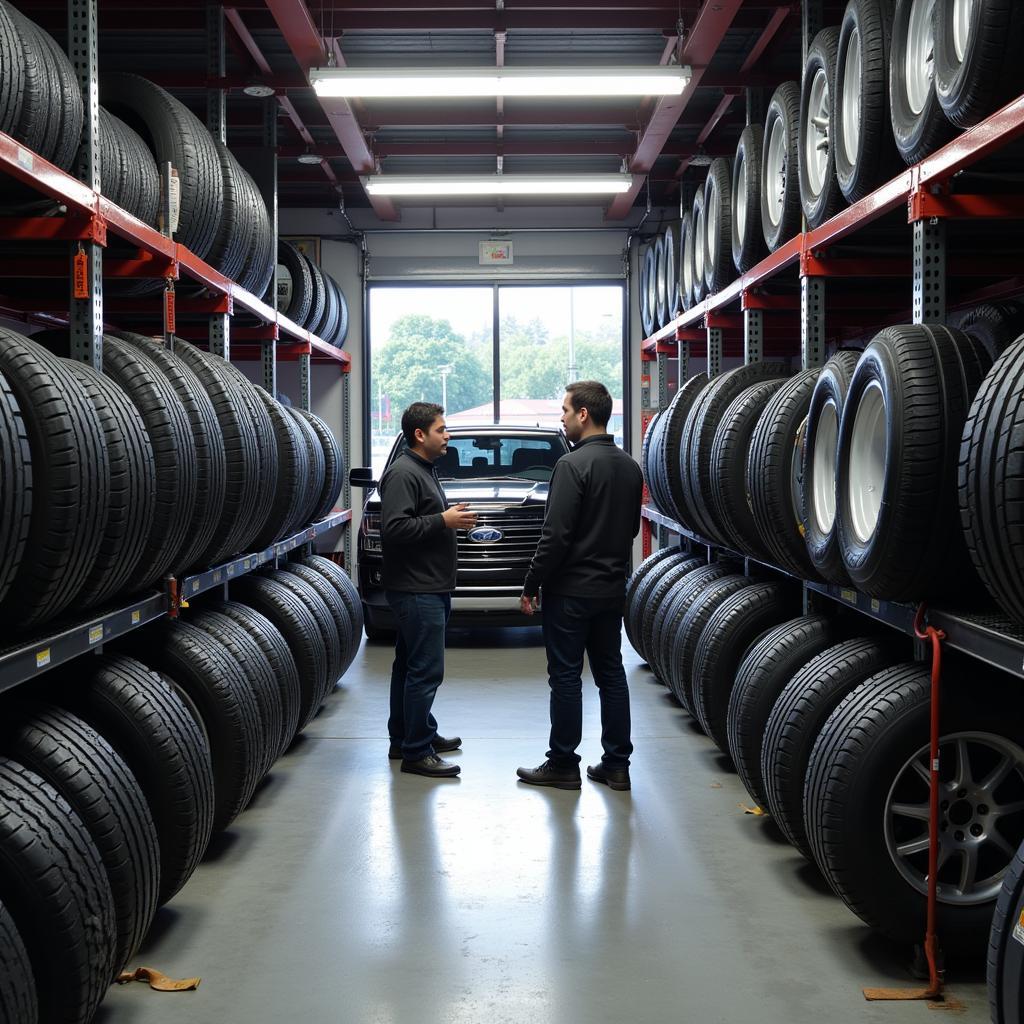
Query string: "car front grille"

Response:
xmin=456 ymin=507 xmax=544 ymax=592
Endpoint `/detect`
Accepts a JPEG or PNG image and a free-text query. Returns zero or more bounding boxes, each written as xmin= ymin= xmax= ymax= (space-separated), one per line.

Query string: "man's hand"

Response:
xmin=442 ymin=503 xmax=477 ymax=530
xmin=520 ymin=593 xmax=540 ymax=616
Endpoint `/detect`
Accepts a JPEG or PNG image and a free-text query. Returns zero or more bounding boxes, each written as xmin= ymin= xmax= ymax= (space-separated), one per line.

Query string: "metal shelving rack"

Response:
xmin=638 ymin=91 xmax=1024 ymax=683
xmin=0 ymin=0 xmax=356 ymax=690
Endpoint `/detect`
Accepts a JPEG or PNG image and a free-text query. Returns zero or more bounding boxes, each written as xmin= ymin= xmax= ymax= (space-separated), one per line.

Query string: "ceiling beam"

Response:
xmin=605 ymin=0 xmax=743 ymax=219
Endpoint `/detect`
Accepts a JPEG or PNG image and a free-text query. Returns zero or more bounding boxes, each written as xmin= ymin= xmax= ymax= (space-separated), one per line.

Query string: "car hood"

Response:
xmin=364 ymin=478 xmax=550 ymax=510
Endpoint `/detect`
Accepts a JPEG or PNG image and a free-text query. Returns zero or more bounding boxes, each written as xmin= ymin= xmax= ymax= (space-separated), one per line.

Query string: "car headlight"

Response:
xmin=361 ymin=513 xmax=382 ymax=553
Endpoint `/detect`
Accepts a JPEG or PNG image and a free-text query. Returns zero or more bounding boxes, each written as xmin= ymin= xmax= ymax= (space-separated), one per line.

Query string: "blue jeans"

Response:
xmin=386 ymin=590 xmax=451 ymax=761
xmin=542 ymin=593 xmax=633 ymax=769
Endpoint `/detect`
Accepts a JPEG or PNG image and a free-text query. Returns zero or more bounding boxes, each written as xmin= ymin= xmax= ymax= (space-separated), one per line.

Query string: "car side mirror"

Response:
xmin=349 ymin=467 xmax=379 ymax=489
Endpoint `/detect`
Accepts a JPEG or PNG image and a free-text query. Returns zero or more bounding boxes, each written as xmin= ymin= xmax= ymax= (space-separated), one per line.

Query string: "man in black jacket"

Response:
xmin=516 ymin=381 xmax=644 ymax=792
xmin=380 ymin=402 xmax=477 ymax=778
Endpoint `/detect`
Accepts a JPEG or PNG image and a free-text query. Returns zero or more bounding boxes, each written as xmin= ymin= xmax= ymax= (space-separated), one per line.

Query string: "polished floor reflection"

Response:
xmin=99 ymin=626 xmax=989 ymax=1023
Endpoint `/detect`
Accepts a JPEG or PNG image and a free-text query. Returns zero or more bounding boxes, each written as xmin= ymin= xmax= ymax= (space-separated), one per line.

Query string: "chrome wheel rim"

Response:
xmin=906 ymin=0 xmax=936 ymax=117
xmin=645 ymin=249 xmax=657 ymax=321
xmin=682 ymin=224 xmax=693 ymax=301
xmin=656 ymin=239 xmax=667 ymax=314
xmin=735 ymin=157 xmax=747 ymax=244
xmin=953 ymin=0 xmax=973 ymax=63
xmin=847 ymin=380 xmax=886 ymax=544
xmin=766 ymin=114 xmax=787 ymax=226
xmin=694 ymin=204 xmax=706 ymax=285
xmin=841 ymin=27 xmax=862 ymax=166
xmin=885 ymin=732 xmax=1024 ymax=905
xmin=664 ymin=226 xmax=675 ymax=312
xmin=812 ymin=399 xmax=839 ymax=534
xmin=805 ymin=66 xmax=830 ymax=196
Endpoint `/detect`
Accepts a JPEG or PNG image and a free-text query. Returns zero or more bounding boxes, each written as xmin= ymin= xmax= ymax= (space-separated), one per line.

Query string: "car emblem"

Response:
xmin=468 ymin=526 xmax=503 ymax=544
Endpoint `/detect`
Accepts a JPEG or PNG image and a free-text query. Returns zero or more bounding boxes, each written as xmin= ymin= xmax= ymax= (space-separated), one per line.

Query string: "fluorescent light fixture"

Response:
xmin=296 ymin=152 xmax=322 ymax=164
xmin=362 ymin=174 xmax=633 ymax=197
xmin=310 ymin=66 xmax=690 ymax=99
xmin=242 ymin=82 xmax=276 ymax=98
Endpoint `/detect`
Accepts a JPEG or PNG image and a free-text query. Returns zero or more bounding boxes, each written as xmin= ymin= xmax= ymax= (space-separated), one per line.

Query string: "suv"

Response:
xmin=350 ymin=425 xmax=570 ymax=639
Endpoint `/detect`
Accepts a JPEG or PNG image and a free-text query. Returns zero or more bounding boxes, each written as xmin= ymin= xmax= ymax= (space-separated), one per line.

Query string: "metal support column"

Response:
xmin=706 ymin=326 xmax=722 ymax=377
xmin=912 ymin=218 xmax=947 ymax=324
xmin=299 ymin=351 xmax=311 ymax=411
xmin=209 ymin=312 xmax=230 ymax=360
xmin=263 ymin=96 xmax=278 ymax=391
xmin=342 ymin=371 xmax=352 ymax=570
xmin=206 ymin=4 xmax=231 ymax=360
xmin=68 ymin=0 xmax=102 ymax=371
xmin=656 ymin=350 xmax=669 ymax=409
xmin=801 ymin=275 xmax=825 ymax=369
xmin=744 ymin=307 xmax=763 ymax=364
xmin=678 ymin=339 xmax=689 ymax=381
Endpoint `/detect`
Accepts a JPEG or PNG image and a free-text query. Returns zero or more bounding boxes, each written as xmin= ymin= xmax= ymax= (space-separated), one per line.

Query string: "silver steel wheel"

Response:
xmin=664 ymin=226 xmax=676 ymax=312
xmin=735 ymin=157 xmax=747 ymax=244
xmin=953 ymin=0 xmax=974 ymax=63
xmin=905 ymin=0 xmax=937 ymax=117
xmin=694 ymin=205 xmax=706 ymax=285
xmin=847 ymin=380 xmax=886 ymax=544
xmin=791 ymin=416 xmax=808 ymax=526
xmin=885 ymin=732 xmax=1024 ymax=905
xmin=682 ymin=227 xmax=694 ymax=301
xmin=840 ymin=27 xmax=862 ymax=167
xmin=812 ymin=399 xmax=839 ymax=534
xmin=645 ymin=249 xmax=657 ymax=321
xmin=805 ymin=66 xmax=831 ymax=197
xmin=765 ymin=114 xmax=787 ymax=226
xmin=655 ymin=239 xmax=667 ymax=314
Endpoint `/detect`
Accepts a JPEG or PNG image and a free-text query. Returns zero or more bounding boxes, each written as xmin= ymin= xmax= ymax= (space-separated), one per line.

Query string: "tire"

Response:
xmin=951 ymin=301 xmax=1024 ymax=361
xmin=799 ymin=27 xmax=844 ymax=228
xmin=835 ymin=0 xmax=901 ymax=203
xmin=889 ymin=0 xmax=956 ymax=163
xmin=727 ymin=615 xmax=839 ymax=810
xmin=678 ymin=211 xmax=696 ymax=310
xmin=747 ymin=368 xmax=822 ymax=578
xmin=762 ymin=636 xmax=898 ymax=860
xmin=299 ymin=554 xmax=364 ymax=673
xmin=691 ymin=580 xmax=800 ymax=752
xmin=640 ymin=245 xmax=656 ymax=337
xmin=0 ymin=897 xmax=36 ymax=1024
xmin=959 ymin=336 xmax=1024 ymax=623
xmin=277 ymin=562 xmax=355 ymax=683
xmin=0 ymin=367 xmax=30 ymax=608
xmin=640 ymin=409 xmax=662 ymax=511
xmin=0 ymin=332 xmax=109 ymax=628
xmin=62 ymin=654 xmax=214 ymax=906
xmin=660 ymin=372 xmax=710 ymax=526
xmin=0 ymin=3 xmax=25 ymax=145
xmin=302 ymin=256 xmax=327 ymax=333
xmin=25 ymin=16 xmax=81 ymax=174
xmin=654 ymin=234 xmax=668 ymax=329
xmin=2 ymin=704 xmax=160 ymax=976
xmin=709 ymin=378 xmax=788 ymax=557
xmin=691 ymin=188 xmax=708 ymax=303
xmin=625 ymin=548 xmax=684 ymax=655
xmin=934 ymin=0 xmax=1024 ymax=129
xmin=988 ymin=837 xmax=1024 ymax=1023
xmin=663 ymin=225 xmax=679 ymax=323
xmin=0 ymin=759 xmax=115 ymax=1024
xmin=285 ymin=406 xmax=328 ymax=526
xmin=202 ymin=141 xmax=252 ymax=286
xmin=637 ymin=558 xmax=704 ymax=668
xmin=731 ymin=124 xmax=766 ymax=273
xmin=805 ymin=663 xmax=1024 ymax=956
xmin=278 ymin=241 xmax=313 ymax=327
xmin=626 ymin=549 xmax=691 ymax=659
xmin=647 ymin=558 xmax=707 ymax=685
xmin=252 ymin=389 xmax=310 ymax=546
xmin=703 ymin=157 xmax=733 ymax=295
xmin=311 ymin=261 xmax=338 ymax=341
xmin=232 ymin=576 xmax=329 ymax=731
xmin=117 ymin=332 xmax=227 ymax=573
xmin=837 ymin=324 xmax=985 ymax=599
xmin=291 ymin=408 xmax=342 ymax=521
xmin=211 ymin=601 xmax=302 ymax=758
xmin=97 ymin=107 xmax=160 ymax=227
xmin=800 ymin=351 xmax=862 ymax=583
xmin=761 ymin=81 xmax=802 ymax=252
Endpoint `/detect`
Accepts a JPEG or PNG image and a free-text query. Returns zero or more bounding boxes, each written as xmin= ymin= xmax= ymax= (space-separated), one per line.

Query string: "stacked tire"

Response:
xmin=276 ymin=241 xmax=349 ymax=347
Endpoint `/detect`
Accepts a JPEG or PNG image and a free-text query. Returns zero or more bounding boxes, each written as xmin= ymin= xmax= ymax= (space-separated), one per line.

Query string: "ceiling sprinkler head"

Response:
xmin=243 ymin=82 xmax=276 ymax=98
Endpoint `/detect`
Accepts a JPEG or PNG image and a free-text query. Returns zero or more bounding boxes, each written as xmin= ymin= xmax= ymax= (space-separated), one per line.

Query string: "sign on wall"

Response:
xmin=479 ymin=240 xmax=513 ymax=265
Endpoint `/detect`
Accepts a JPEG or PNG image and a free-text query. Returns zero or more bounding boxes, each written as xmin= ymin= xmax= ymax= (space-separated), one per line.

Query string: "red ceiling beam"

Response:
xmin=605 ymin=0 xmax=743 ymax=219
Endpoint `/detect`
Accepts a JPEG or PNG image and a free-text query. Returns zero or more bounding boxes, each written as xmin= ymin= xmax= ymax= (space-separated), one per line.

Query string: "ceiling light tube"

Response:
xmin=310 ymin=66 xmax=690 ymax=99
xmin=361 ymin=174 xmax=634 ymax=197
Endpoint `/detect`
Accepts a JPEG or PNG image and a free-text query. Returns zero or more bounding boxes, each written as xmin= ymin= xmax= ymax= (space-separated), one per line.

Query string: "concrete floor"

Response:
xmin=99 ymin=627 xmax=989 ymax=1024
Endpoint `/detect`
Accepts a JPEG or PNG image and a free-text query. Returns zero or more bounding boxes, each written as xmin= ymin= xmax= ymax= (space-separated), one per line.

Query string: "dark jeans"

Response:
xmin=386 ymin=590 xmax=451 ymax=761
xmin=541 ymin=592 xmax=633 ymax=769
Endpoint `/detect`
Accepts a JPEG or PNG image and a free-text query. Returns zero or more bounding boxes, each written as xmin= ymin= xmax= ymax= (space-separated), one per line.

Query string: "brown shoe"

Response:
xmin=401 ymin=754 xmax=461 ymax=778
xmin=587 ymin=763 xmax=631 ymax=791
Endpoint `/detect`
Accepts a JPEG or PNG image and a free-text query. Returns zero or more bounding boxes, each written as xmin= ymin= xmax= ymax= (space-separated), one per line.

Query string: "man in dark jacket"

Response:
xmin=516 ymin=381 xmax=644 ymax=792
xmin=380 ymin=402 xmax=476 ymax=778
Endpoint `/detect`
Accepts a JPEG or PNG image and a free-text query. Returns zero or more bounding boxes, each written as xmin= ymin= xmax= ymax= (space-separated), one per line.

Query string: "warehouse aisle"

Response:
xmin=100 ymin=628 xmax=988 ymax=1024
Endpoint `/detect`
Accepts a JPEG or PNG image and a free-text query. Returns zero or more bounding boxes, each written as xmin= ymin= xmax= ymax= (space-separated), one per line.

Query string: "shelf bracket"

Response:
xmin=743 ymin=305 xmax=763 ymax=364
xmin=912 ymin=218 xmax=947 ymax=325
xmin=676 ymin=330 xmax=689 ymax=380
xmin=800 ymin=243 xmax=826 ymax=369
xmin=656 ymin=348 xmax=669 ymax=408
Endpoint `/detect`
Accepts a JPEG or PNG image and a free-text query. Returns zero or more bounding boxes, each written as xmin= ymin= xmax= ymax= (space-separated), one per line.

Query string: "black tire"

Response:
xmin=311 ymin=261 xmax=338 ymax=341
xmin=950 ymin=301 xmax=1024 ymax=362
xmin=0 ymin=332 xmax=109 ymax=628
xmin=2 ymin=704 xmax=160 ymax=976
xmin=253 ymin=389 xmax=310 ymax=546
xmin=292 ymin=407 xmax=343 ymax=521
xmin=691 ymin=188 xmax=708 ymax=303
xmin=678 ymin=211 xmax=696 ymax=310
xmin=647 ymin=558 xmax=707 ymax=685
xmin=26 ymin=16 xmax=81 ymax=174
xmin=285 ymin=407 xmax=328 ymax=526
xmin=653 ymin=235 xmax=667 ymax=329
xmin=889 ymin=0 xmax=956 ymax=163
xmin=278 ymin=240 xmax=313 ymax=327
xmin=277 ymin=561 xmax=355 ymax=684
xmin=0 ymin=3 xmax=25 ymax=145
xmin=988 ymin=837 xmax=1024 ymax=1023
xmin=235 ymin=164 xmax=275 ymax=298
xmin=117 ymin=332 xmax=227 ymax=573
xmin=703 ymin=157 xmax=733 ymax=295
xmin=762 ymin=636 xmax=898 ymax=860
xmin=0 ymin=759 xmax=115 ymax=1024
xmin=637 ymin=558 xmax=704 ymax=668
xmin=0 ymin=367 xmax=30 ymax=608
xmin=97 ymin=107 xmax=160 ymax=227
xmin=330 ymin=276 xmax=350 ymax=347
xmin=709 ymin=378 xmax=787 ymax=557
xmin=299 ymin=554 xmax=364 ymax=673
xmin=231 ymin=576 xmax=329 ymax=731
xmin=626 ymin=549 xmax=690 ymax=659
xmin=691 ymin=580 xmax=800 ymax=751
xmin=731 ymin=124 xmax=766 ymax=273
xmin=211 ymin=601 xmax=302 ymax=758
xmin=799 ymin=27 xmax=844 ymax=229
xmin=62 ymin=654 xmax=214 ymax=906
xmin=760 ymin=81 xmax=802 ymax=252
xmin=935 ymin=0 xmax=1024 ymax=129
xmin=835 ymin=0 xmax=901 ymax=203
xmin=625 ymin=547 xmax=683 ymax=656
xmin=959 ymin=335 xmax=1024 ymax=623
xmin=0 ymin=897 xmax=36 ymax=1024
xmin=800 ymin=351 xmax=862 ymax=583
xmin=747 ymin=367 xmax=822 ymax=578
xmin=662 ymin=225 xmax=679 ymax=323
xmin=640 ymin=409 xmax=661 ymax=511
xmin=805 ymin=663 xmax=1024 ymax=956
xmin=202 ymin=141 xmax=252 ymax=286
xmin=727 ymin=615 xmax=839 ymax=810
xmin=302 ymin=255 xmax=327 ymax=333
xmin=640 ymin=245 xmax=656 ymax=338
xmin=660 ymin=373 xmax=710 ymax=526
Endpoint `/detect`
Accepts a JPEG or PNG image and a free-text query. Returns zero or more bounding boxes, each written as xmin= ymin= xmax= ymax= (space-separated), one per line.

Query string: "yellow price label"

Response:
xmin=841 ymin=588 xmax=857 ymax=604
xmin=88 ymin=625 xmax=103 ymax=645
xmin=131 ymin=610 xmax=141 ymax=624
xmin=36 ymin=648 xmax=51 ymax=668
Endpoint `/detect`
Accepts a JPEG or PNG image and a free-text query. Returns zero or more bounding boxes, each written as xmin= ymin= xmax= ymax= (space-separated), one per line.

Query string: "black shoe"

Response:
xmin=401 ymin=754 xmax=461 ymax=778
xmin=587 ymin=763 xmax=631 ymax=791
xmin=516 ymin=760 xmax=581 ymax=790
xmin=389 ymin=735 xmax=462 ymax=760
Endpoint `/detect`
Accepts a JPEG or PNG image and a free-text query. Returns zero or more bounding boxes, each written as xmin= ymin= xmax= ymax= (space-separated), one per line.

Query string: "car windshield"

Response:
xmin=392 ymin=432 xmax=568 ymax=481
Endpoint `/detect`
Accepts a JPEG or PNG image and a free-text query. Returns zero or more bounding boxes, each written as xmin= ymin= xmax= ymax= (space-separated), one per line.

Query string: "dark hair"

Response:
xmin=565 ymin=380 xmax=612 ymax=427
xmin=401 ymin=402 xmax=444 ymax=446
